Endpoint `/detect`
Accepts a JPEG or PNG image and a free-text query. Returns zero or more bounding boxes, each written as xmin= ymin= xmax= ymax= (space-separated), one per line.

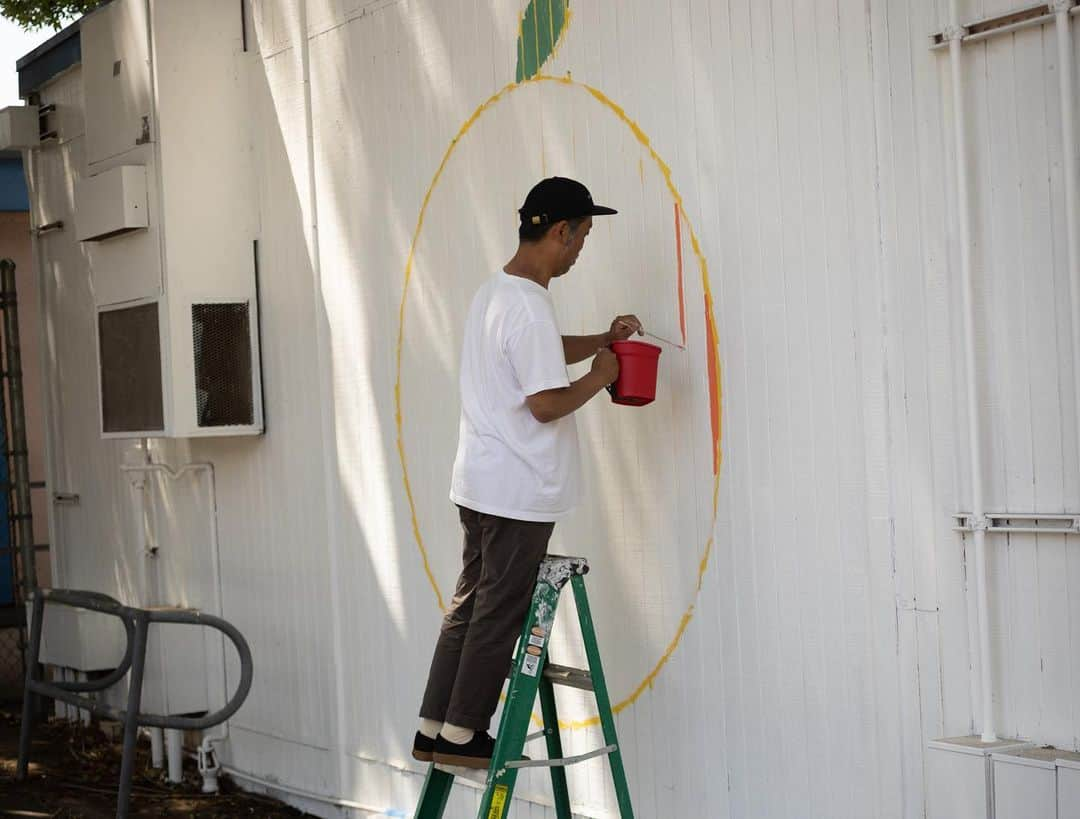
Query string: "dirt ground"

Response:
xmin=0 ymin=706 xmax=312 ymax=817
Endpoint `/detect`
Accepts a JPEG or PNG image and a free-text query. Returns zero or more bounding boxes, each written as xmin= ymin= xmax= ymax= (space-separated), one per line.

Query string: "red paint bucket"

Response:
xmin=609 ymin=340 xmax=662 ymax=406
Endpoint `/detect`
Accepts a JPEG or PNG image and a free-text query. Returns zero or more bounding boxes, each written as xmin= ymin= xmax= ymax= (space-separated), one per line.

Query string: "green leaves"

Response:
xmin=516 ymin=0 xmax=570 ymax=83
xmin=0 ymin=0 xmax=100 ymax=31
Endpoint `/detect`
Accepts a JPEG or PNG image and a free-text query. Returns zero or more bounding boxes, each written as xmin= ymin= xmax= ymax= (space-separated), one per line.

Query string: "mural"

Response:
xmin=396 ymin=1 xmax=722 ymax=729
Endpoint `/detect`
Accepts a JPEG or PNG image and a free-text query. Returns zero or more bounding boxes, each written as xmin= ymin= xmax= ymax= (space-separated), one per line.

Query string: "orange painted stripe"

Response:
xmin=674 ymin=202 xmax=687 ymax=346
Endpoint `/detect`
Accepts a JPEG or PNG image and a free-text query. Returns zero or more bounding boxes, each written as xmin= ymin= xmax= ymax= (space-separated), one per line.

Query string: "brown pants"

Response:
xmin=418 ymin=506 xmax=555 ymax=730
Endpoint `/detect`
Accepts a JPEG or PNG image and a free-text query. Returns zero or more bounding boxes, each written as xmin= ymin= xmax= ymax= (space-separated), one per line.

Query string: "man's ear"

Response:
xmin=559 ymin=221 xmax=573 ymax=246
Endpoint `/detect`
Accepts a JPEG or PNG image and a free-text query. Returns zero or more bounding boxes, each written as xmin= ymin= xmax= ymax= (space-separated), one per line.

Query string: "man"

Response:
xmin=412 ymin=176 xmax=643 ymax=769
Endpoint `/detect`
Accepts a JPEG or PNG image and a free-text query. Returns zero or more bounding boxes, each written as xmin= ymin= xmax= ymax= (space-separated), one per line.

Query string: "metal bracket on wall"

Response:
xmin=953 ymin=512 xmax=1080 ymax=535
xmin=33 ymin=221 xmax=63 ymax=237
xmin=930 ymin=2 xmax=1079 ymax=49
xmin=36 ymin=103 xmax=58 ymax=145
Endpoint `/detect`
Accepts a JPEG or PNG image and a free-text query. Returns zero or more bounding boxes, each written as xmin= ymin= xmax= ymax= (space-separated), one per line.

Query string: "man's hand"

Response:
xmin=526 ymin=348 xmax=621 ymax=423
xmin=607 ymin=314 xmax=643 ymax=343
xmin=591 ymin=347 xmax=620 ymax=386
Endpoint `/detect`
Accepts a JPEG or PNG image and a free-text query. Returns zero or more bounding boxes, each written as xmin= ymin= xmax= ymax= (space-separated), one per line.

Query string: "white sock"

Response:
xmin=418 ymin=718 xmax=442 ymax=740
xmin=441 ymin=722 xmax=474 ymax=744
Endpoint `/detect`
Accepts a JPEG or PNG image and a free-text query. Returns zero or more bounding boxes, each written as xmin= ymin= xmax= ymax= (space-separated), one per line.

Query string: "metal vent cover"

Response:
xmin=99 ymin=303 xmax=164 ymax=433
xmin=192 ymin=302 xmax=253 ymax=427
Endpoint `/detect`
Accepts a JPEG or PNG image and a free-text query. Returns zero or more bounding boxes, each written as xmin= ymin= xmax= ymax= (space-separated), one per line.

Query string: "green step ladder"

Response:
xmin=414 ymin=555 xmax=635 ymax=819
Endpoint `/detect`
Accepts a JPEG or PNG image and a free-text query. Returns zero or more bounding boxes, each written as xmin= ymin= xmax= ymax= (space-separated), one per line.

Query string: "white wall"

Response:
xmin=24 ymin=1 xmax=1080 ymax=817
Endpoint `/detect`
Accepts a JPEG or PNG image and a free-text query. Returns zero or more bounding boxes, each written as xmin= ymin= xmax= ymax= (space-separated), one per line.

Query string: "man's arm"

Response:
xmin=526 ymin=348 xmax=619 ymax=423
xmin=562 ymin=333 xmax=611 ymax=365
xmin=562 ymin=314 xmax=643 ymax=364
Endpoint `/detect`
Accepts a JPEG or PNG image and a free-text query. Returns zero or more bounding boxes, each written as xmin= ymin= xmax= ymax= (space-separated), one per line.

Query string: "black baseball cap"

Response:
xmin=518 ymin=177 xmax=618 ymax=226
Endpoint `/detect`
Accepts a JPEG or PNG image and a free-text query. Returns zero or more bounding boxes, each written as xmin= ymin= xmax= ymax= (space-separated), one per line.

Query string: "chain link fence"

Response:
xmin=0 ymin=626 xmax=23 ymax=701
xmin=0 ymin=259 xmax=45 ymax=706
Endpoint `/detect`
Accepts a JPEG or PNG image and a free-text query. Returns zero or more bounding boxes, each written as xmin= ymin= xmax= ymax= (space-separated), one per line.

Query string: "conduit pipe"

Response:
xmin=1052 ymin=3 xmax=1080 ymax=515
xmin=945 ymin=0 xmax=996 ymax=742
xmin=295 ymin=0 xmax=352 ymax=803
xmin=150 ymin=727 xmax=164 ymax=768
xmin=127 ymin=456 xmax=166 ymax=770
xmin=120 ymin=459 xmax=228 ymax=791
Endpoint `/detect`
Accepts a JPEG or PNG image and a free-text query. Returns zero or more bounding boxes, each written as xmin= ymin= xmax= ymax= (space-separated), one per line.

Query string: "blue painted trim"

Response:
xmin=17 ymin=26 xmax=82 ymax=99
xmin=0 ymin=158 xmax=29 ymax=212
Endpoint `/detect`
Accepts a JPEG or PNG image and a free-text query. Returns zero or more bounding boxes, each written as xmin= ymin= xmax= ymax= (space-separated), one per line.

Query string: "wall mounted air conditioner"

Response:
xmin=0 ymin=105 xmax=39 ymax=150
xmin=79 ymin=0 xmax=262 ymax=438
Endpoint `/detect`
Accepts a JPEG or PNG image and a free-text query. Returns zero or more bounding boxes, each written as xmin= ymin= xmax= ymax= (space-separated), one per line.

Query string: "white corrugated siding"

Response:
xmin=26 ymin=1 xmax=1080 ymax=817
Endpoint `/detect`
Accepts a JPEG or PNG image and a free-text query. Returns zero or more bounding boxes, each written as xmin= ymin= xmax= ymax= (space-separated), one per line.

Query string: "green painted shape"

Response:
xmin=516 ymin=0 xmax=569 ymax=82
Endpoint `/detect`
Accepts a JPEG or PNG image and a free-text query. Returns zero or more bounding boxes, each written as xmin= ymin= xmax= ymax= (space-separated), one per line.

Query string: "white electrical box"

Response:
xmin=992 ymin=747 xmax=1059 ymax=819
xmin=1059 ymin=756 xmax=1080 ymax=818
xmin=139 ymin=611 xmax=210 ymax=717
xmin=0 ymin=105 xmax=39 ymax=150
xmin=76 ymin=0 xmax=263 ymax=438
xmin=39 ymin=606 xmax=127 ymax=670
xmin=80 ymin=0 xmax=152 ymax=165
xmin=926 ymin=737 xmax=1033 ymax=819
xmin=38 ymin=604 xmax=209 ymax=717
xmin=74 ymin=165 xmax=148 ymax=241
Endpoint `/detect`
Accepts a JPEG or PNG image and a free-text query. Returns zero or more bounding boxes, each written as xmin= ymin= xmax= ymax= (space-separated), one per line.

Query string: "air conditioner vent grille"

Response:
xmin=192 ymin=302 xmax=253 ymax=427
xmin=99 ymin=303 xmax=164 ymax=433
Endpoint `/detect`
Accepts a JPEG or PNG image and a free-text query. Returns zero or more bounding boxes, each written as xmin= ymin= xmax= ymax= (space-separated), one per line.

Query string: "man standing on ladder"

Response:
xmin=413 ymin=177 xmax=642 ymax=769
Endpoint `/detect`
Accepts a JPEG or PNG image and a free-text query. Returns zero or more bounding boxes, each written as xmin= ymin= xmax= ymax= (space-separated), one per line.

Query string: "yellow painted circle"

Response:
xmin=395 ymin=75 xmax=722 ymax=729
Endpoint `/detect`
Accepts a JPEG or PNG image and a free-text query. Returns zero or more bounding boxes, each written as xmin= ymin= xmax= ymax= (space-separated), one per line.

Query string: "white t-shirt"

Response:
xmin=449 ymin=272 xmax=582 ymax=522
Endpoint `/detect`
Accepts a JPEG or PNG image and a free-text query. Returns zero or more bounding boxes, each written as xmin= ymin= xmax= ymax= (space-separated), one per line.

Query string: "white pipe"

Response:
xmin=219 ymin=764 xmax=389 ymax=816
xmin=946 ymin=0 xmax=996 ymax=742
xmin=1052 ymin=4 xmax=1080 ymax=524
xmin=219 ymin=759 xmax=614 ymax=819
xmin=150 ymin=727 xmax=164 ymax=768
xmin=23 ymin=148 xmax=65 ymax=592
xmin=127 ymin=472 xmax=155 ymax=608
xmin=295 ymin=0 xmax=351 ymax=802
xmin=165 ymin=728 xmax=183 ymax=783
xmin=77 ymin=671 xmax=90 ymax=725
xmin=61 ymin=669 xmax=76 ymax=721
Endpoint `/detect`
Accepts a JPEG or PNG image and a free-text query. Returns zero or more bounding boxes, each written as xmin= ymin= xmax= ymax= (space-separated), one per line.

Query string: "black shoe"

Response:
xmin=432 ymin=731 xmax=496 ymax=769
xmin=412 ymin=731 xmax=436 ymax=762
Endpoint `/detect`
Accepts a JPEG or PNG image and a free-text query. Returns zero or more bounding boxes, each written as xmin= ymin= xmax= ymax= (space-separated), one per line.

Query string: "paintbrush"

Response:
xmin=615 ymin=320 xmax=685 ymax=350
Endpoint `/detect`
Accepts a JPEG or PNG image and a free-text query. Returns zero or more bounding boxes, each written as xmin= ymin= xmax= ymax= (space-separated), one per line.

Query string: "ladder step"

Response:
xmin=504 ymin=661 xmax=593 ymax=690
xmin=542 ymin=662 xmax=594 ymax=691
xmin=505 ymin=743 xmax=617 ymax=770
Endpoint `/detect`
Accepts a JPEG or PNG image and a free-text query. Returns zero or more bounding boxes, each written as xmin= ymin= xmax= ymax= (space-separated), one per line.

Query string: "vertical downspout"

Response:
xmin=295 ymin=0 xmax=350 ymax=797
xmin=1052 ymin=2 xmax=1080 ymax=501
xmin=945 ymin=3 xmax=996 ymax=742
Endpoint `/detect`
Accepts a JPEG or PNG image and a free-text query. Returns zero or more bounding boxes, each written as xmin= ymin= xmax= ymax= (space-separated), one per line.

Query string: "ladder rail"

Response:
xmin=570 ymin=573 xmax=635 ymax=818
xmin=537 ymin=675 xmax=572 ymax=818
xmin=413 ymin=555 xmax=635 ymax=819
